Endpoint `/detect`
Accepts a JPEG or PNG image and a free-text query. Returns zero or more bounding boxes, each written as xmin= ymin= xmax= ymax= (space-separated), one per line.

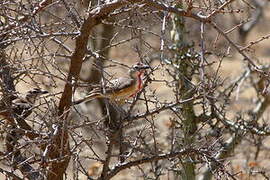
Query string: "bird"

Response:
xmin=0 ymin=88 xmax=49 ymax=119
xmin=74 ymin=62 xmax=150 ymax=105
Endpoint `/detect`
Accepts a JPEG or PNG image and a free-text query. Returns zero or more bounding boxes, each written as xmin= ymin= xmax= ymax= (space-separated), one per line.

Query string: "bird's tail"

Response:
xmin=73 ymin=93 xmax=105 ymax=105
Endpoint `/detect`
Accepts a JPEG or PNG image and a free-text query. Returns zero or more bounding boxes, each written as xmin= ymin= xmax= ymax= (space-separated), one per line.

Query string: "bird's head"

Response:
xmin=129 ymin=62 xmax=150 ymax=79
xmin=25 ymin=88 xmax=48 ymax=104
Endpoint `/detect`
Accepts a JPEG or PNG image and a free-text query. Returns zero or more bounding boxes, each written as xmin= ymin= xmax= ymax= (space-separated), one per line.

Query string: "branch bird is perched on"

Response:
xmin=0 ymin=88 xmax=48 ymax=119
xmin=74 ymin=62 xmax=150 ymax=105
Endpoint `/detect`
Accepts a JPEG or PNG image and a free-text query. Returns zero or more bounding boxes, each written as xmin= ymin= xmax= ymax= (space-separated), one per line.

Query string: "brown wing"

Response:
xmin=74 ymin=77 xmax=136 ymax=104
xmin=12 ymin=98 xmax=33 ymax=118
xmin=89 ymin=77 xmax=135 ymax=93
xmin=0 ymin=98 xmax=33 ymax=118
xmin=105 ymin=77 xmax=135 ymax=93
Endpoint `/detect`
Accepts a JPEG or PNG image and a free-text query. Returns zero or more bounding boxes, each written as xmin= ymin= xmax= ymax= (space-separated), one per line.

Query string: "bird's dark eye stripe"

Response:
xmin=134 ymin=66 xmax=149 ymax=69
xmin=30 ymin=89 xmax=41 ymax=93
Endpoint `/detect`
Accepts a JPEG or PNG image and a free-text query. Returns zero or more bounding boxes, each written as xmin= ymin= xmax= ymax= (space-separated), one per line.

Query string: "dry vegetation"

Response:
xmin=1 ymin=0 xmax=270 ymax=179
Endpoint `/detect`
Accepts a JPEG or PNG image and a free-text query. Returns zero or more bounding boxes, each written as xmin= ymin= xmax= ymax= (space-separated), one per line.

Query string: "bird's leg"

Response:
xmin=110 ymin=100 xmax=127 ymax=117
xmin=108 ymin=101 xmax=129 ymax=163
